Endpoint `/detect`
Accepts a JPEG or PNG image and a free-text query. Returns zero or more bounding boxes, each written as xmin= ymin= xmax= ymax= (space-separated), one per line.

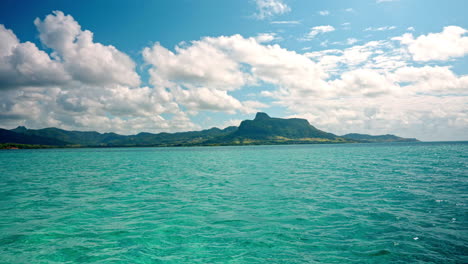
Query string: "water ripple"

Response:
xmin=0 ymin=142 xmax=467 ymax=263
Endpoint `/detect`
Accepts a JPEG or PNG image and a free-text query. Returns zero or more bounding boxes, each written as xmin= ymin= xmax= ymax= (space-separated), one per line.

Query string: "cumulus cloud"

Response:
xmin=142 ymin=41 xmax=250 ymax=91
xmin=0 ymin=11 xmax=198 ymax=134
xmin=171 ymin=87 xmax=243 ymax=114
xmin=207 ymin=35 xmax=329 ymax=93
xmin=394 ymin=26 xmax=468 ymax=61
xmin=143 ymin=28 xmax=467 ymax=130
xmin=143 ymin=34 xmax=327 ymax=112
xmin=0 ymin=25 xmax=69 ymax=89
xmin=254 ymin=0 xmax=290 ymax=20
xmin=34 ymin=11 xmax=140 ymax=87
xmin=329 ymin=69 xmax=399 ymax=97
xmin=255 ymin=33 xmax=279 ymax=43
xmin=305 ymin=40 xmax=395 ymax=73
xmin=0 ymin=11 xmax=140 ymax=90
xmin=241 ymin=100 xmax=269 ymax=114
xmin=0 ymin=83 xmax=198 ymax=134
xmin=294 ymin=94 xmax=467 ymax=141
xmin=266 ymin=29 xmax=466 ymax=140
xmin=306 ymin=25 xmax=335 ymax=39
xmin=393 ymin=66 xmax=468 ymax=94
xmin=0 ymin=14 xmax=467 ymax=140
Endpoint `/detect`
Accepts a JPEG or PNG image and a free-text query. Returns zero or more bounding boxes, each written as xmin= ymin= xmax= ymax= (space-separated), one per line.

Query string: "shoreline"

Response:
xmin=15 ymin=140 xmax=468 ymax=151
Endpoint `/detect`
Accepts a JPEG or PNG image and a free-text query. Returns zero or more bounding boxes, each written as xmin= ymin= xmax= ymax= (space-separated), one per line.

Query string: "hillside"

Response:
xmin=0 ymin=128 xmax=69 ymax=146
xmin=233 ymin=112 xmax=337 ymax=140
xmin=6 ymin=126 xmax=238 ymax=147
xmin=342 ymin=133 xmax=419 ymax=143
xmin=1 ymin=113 xmax=420 ymax=148
xmin=205 ymin=112 xmax=348 ymax=145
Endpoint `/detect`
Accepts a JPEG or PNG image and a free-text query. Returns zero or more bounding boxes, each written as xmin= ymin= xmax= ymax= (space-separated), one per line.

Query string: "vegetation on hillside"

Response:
xmin=0 ymin=113 xmax=418 ymax=148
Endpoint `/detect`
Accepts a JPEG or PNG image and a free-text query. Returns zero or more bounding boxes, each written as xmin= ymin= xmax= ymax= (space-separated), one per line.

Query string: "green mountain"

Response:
xmin=113 ymin=126 xmax=238 ymax=146
xmin=11 ymin=126 xmax=126 ymax=146
xmin=204 ymin=112 xmax=348 ymax=145
xmin=233 ymin=112 xmax=337 ymax=140
xmin=341 ymin=133 xmax=419 ymax=143
xmin=0 ymin=128 xmax=69 ymax=146
xmin=1 ymin=113 xmax=419 ymax=148
xmin=7 ymin=126 xmax=238 ymax=147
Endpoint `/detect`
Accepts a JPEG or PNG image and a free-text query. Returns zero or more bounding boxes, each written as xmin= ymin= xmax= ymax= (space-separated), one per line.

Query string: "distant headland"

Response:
xmin=0 ymin=112 xmax=418 ymax=149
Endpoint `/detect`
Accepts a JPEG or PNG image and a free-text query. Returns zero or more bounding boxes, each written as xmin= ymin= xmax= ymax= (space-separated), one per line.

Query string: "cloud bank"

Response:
xmin=0 ymin=11 xmax=467 ymax=140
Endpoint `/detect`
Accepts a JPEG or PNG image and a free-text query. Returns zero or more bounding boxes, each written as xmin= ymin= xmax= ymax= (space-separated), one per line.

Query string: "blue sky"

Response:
xmin=0 ymin=0 xmax=467 ymax=140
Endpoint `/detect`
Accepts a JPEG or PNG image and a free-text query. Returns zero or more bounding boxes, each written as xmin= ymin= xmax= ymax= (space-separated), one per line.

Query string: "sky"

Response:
xmin=0 ymin=0 xmax=467 ymax=141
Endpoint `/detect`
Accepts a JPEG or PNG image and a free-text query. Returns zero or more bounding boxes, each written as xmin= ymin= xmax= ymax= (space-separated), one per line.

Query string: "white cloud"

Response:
xmin=143 ymin=34 xmax=328 ymax=112
xmin=344 ymin=8 xmax=354 ymax=12
xmin=306 ymin=25 xmax=335 ymax=39
xmin=394 ymin=26 xmax=468 ymax=61
xmin=364 ymin=26 xmax=396 ymax=31
xmin=275 ymin=33 xmax=466 ymax=140
xmin=0 ymin=15 xmax=467 ymax=140
xmin=0 ymin=25 xmax=18 ymax=55
xmin=318 ymin=10 xmax=330 ymax=16
xmin=285 ymin=95 xmax=467 ymax=141
xmin=0 ymin=25 xmax=70 ymax=89
xmin=347 ymin=38 xmax=358 ymax=45
xmin=254 ymin=0 xmax=290 ymax=20
xmin=407 ymin=26 xmax=415 ymax=31
xmin=142 ymin=41 xmax=250 ymax=91
xmin=271 ymin=20 xmax=300 ymax=25
xmin=329 ymin=69 xmax=399 ymax=97
xmin=393 ymin=66 xmax=468 ymax=94
xmin=0 ymin=83 xmax=198 ymax=134
xmin=241 ymin=100 xmax=268 ymax=114
xmin=34 ymin=11 xmax=140 ymax=87
xmin=305 ymin=40 xmax=395 ymax=73
xmin=255 ymin=33 xmax=278 ymax=43
xmin=0 ymin=11 xmax=197 ymax=134
xmin=1 ymin=11 xmax=141 ymax=90
xmin=141 ymin=27 xmax=468 ymax=140
xmin=171 ymin=87 xmax=243 ymax=114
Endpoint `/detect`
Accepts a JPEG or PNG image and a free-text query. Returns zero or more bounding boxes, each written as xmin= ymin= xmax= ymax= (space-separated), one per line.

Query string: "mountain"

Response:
xmin=113 ymin=126 xmax=237 ymax=146
xmin=11 ymin=126 xmax=126 ymax=146
xmin=0 ymin=128 xmax=69 ymax=146
xmin=233 ymin=112 xmax=337 ymax=140
xmin=1 ymin=113 xmax=419 ymax=148
xmin=205 ymin=112 xmax=348 ymax=145
xmin=341 ymin=133 xmax=419 ymax=143
xmin=6 ymin=125 xmax=238 ymax=147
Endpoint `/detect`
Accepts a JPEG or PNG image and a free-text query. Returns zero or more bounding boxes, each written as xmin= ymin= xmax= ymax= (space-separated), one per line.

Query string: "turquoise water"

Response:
xmin=0 ymin=142 xmax=467 ymax=263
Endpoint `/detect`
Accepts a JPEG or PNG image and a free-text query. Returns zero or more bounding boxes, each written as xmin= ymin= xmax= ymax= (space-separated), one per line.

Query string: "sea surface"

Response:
xmin=0 ymin=142 xmax=467 ymax=263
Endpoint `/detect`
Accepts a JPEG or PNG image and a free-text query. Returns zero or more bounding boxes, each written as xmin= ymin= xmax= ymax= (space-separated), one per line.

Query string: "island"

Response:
xmin=0 ymin=112 xmax=418 ymax=149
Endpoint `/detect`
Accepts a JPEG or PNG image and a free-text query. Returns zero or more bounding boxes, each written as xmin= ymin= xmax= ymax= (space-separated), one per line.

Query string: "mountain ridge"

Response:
xmin=1 ymin=112 xmax=419 ymax=148
xmin=341 ymin=133 xmax=419 ymax=143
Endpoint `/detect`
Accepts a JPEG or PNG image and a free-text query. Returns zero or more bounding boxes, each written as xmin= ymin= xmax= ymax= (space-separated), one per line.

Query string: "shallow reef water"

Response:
xmin=0 ymin=142 xmax=467 ymax=263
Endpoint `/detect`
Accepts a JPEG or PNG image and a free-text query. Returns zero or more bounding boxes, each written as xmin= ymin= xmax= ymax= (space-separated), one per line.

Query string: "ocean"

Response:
xmin=0 ymin=142 xmax=466 ymax=263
